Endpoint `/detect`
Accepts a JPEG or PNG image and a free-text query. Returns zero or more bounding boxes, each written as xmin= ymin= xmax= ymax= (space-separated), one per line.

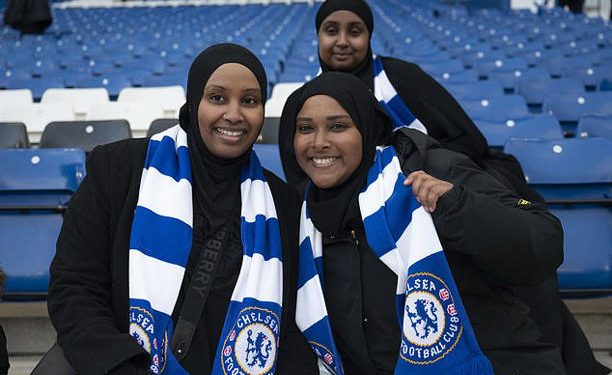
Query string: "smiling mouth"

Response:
xmin=311 ymin=157 xmax=338 ymax=167
xmin=215 ymin=127 xmax=246 ymax=137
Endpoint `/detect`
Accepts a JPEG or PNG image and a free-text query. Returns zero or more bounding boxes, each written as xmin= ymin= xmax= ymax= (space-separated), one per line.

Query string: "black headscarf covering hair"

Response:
xmin=316 ymin=0 xmax=374 ymax=85
xmin=178 ymin=43 xmax=267 ymax=230
xmin=279 ymin=72 xmax=391 ymax=234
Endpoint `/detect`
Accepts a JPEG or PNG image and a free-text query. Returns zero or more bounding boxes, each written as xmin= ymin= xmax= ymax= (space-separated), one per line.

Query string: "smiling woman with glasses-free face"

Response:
xmin=197 ymin=62 xmax=264 ymax=159
xmin=318 ymin=10 xmax=370 ymax=72
xmin=293 ymin=94 xmax=363 ymax=189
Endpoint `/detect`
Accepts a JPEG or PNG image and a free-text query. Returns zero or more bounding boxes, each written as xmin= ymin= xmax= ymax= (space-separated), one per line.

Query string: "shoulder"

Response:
xmin=381 ymin=56 xmax=424 ymax=75
xmin=87 ymin=138 xmax=149 ymax=173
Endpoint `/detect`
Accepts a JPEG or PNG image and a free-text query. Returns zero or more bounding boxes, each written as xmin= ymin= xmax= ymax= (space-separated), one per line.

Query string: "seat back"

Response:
xmin=117 ymin=86 xmax=185 ymax=118
xmin=0 ymin=103 xmax=75 ymax=143
xmin=0 ymin=89 xmax=33 ymax=114
xmin=0 ymin=148 xmax=86 ymax=298
xmin=0 ymin=122 xmax=29 ymax=148
xmin=270 ymin=82 xmax=303 ymax=101
xmin=86 ymin=102 xmax=164 ymax=138
xmin=253 ymin=144 xmax=285 ymax=181
xmin=147 ymin=118 xmax=179 ymax=138
xmin=259 ymin=117 xmax=280 ymax=144
xmin=577 ymin=114 xmax=612 ymax=139
xmin=504 ymin=138 xmax=612 ymax=294
xmin=40 ymin=120 xmax=132 ymax=152
xmin=477 ymin=114 xmax=563 ymax=148
xmin=41 ymin=88 xmax=110 ymax=119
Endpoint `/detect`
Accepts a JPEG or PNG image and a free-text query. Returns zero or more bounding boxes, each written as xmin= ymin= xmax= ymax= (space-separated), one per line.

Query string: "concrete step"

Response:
xmin=1 ymin=298 xmax=611 ymax=373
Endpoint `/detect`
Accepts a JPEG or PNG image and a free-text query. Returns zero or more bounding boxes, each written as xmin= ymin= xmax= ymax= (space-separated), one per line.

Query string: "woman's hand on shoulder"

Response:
xmin=403 ymin=171 xmax=453 ymax=213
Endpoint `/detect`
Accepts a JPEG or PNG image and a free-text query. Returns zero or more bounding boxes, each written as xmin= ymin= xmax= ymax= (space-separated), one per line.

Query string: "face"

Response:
xmin=197 ymin=63 xmax=264 ymax=159
xmin=318 ymin=10 xmax=370 ymax=72
xmin=294 ymin=95 xmax=363 ymax=189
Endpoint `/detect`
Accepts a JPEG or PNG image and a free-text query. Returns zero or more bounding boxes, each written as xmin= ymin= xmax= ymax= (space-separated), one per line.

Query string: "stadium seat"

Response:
xmin=0 ymin=89 xmax=33 ymax=114
xmin=0 ymin=122 xmax=30 ymax=148
xmin=542 ymin=92 xmax=612 ymax=134
xmin=265 ymin=97 xmax=287 ymax=118
xmin=0 ymin=148 xmax=86 ymax=298
xmin=477 ymin=114 xmax=563 ymax=148
xmin=86 ymin=102 xmax=164 ymax=138
xmin=576 ymin=114 xmax=612 ymax=139
xmin=117 ymin=86 xmax=186 ymax=118
xmin=253 ymin=143 xmax=284 ymax=181
xmin=270 ymin=82 xmax=303 ymax=101
xmin=459 ymin=95 xmax=531 ymax=123
xmin=518 ymin=77 xmax=585 ymax=107
xmin=504 ymin=138 xmax=612 ymax=294
xmin=146 ymin=118 xmax=178 ymax=138
xmin=259 ymin=117 xmax=280 ymax=144
xmin=0 ymin=103 xmax=75 ymax=143
xmin=41 ymin=88 xmax=110 ymax=120
xmin=39 ymin=120 xmax=132 ymax=152
xmin=445 ymin=81 xmax=505 ymax=101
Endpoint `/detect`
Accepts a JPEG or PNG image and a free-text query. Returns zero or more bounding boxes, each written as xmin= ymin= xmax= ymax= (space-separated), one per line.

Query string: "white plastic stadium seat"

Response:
xmin=265 ymin=97 xmax=287 ymax=118
xmin=41 ymin=88 xmax=110 ymax=120
xmin=0 ymin=89 xmax=34 ymax=114
xmin=117 ymin=86 xmax=185 ymax=119
xmin=270 ymin=82 xmax=303 ymax=101
xmin=0 ymin=103 xmax=74 ymax=143
xmin=86 ymin=102 xmax=164 ymax=138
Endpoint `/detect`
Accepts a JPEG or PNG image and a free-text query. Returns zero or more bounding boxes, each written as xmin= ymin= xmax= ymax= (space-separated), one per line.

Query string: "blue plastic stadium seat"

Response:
xmin=253 ymin=144 xmax=285 ymax=181
xmin=576 ymin=114 xmax=612 ymax=139
xmin=504 ymin=138 xmax=612 ymax=294
xmin=0 ymin=149 xmax=86 ymax=298
xmin=477 ymin=114 xmax=563 ymax=148
xmin=460 ymin=94 xmax=531 ymax=123
xmin=542 ymin=91 xmax=612 ymax=134
xmin=445 ymin=81 xmax=505 ymax=101
xmin=518 ymin=77 xmax=585 ymax=106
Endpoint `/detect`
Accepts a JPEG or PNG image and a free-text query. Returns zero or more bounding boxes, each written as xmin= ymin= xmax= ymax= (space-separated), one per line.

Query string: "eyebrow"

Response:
xmin=205 ymin=85 xmax=261 ymax=94
xmin=296 ymin=115 xmax=352 ymax=121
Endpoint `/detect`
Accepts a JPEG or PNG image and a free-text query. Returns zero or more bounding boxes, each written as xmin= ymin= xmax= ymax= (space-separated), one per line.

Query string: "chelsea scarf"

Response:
xmin=373 ymin=55 xmax=428 ymax=134
xmin=128 ymin=125 xmax=283 ymax=374
xmin=296 ymin=146 xmax=494 ymax=375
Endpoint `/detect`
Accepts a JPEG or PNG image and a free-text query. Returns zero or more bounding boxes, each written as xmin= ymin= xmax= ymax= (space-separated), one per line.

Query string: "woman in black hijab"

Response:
xmin=48 ymin=43 xmax=317 ymax=374
xmin=281 ymin=72 xmax=571 ymax=375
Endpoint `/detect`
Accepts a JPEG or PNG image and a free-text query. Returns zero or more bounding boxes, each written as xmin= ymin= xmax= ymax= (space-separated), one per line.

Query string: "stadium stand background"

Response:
xmin=0 ymin=0 xmax=610 ymax=373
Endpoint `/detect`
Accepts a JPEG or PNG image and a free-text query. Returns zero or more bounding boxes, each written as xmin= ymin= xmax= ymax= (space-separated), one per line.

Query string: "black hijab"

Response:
xmin=279 ymin=72 xmax=391 ymax=234
xmin=316 ymin=0 xmax=375 ymax=87
xmin=178 ymin=43 xmax=267 ymax=230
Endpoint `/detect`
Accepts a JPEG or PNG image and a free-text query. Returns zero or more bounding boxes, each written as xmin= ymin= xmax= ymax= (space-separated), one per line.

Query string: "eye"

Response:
xmin=350 ymin=27 xmax=363 ymax=36
xmin=208 ymin=94 xmax=224 ymax=103
xmin=324 ymin=25 xmax=338 ymax=35
xmin=242 ymin=96 xmax=259 ymax=106
xmin=330 ymin=123 xmax=348 ymax=131
xmin=296 ymin=124 xmax=313 ymax=134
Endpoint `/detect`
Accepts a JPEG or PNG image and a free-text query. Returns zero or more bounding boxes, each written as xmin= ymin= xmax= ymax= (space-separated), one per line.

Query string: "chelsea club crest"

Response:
xmin=129 ymin=307 xmax=168 ymax=374
xmin=221 ymin=307 xmax=280 ymax=375
xmin=400 ymin=272 xmax=463 ymax=365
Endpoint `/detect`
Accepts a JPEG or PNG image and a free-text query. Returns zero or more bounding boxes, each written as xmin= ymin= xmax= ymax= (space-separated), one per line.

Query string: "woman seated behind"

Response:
xmin=48 ymin=43 xmax=316 ymax=375
xmin=280 ymin=72 xmax=566 ymax=375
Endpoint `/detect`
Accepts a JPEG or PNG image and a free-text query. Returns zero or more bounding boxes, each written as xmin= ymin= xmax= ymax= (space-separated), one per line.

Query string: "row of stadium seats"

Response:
xmin=1 ymin=136 xmax=610 ymax=298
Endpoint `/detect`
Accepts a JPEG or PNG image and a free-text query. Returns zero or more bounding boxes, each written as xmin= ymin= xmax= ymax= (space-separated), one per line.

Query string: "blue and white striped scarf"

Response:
xmin=373 ymin=55 xmax=428 ymax=134
xmin=296 ymin=146 xmax=493 ymax=375
xmin=128 ymin=125 xmax=283 ymax=375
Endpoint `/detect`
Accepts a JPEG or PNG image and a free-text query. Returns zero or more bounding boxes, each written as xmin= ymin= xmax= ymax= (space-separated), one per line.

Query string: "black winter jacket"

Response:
xmin=47 ymin=138 xmax=317 ymax=374
xmin=320 ymin=130 xmax=566 ymax=375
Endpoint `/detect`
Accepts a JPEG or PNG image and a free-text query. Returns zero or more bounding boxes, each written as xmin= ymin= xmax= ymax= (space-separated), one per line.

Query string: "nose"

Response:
xmin=336 ymin=31 xmax=349 ymax=47
xmin=223 ymin=100 xmax=243 ymax=124
xmin=312 ymin=129 xmax=330 ymax=149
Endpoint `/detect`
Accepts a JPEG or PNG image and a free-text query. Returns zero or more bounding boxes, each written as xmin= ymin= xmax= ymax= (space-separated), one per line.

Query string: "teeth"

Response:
xmin=216 ymin=128 xmax=243 ymax=137
xmin=312 ymin=157 xmax=337 ymax=166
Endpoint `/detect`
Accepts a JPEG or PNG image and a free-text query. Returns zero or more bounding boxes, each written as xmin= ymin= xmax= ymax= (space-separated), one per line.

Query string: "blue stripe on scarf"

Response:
xmin=130 ymin=206 xmax=192 ymax=266
xmin=241 ymin=216 xmax=283 ymax=260
xmin=145 ymin=137 xmax=191 ymax=182
xmin=297 ymin=238 xmax=318 ymax=289
xmin=302 ymin=317 xmax=344 ymax=374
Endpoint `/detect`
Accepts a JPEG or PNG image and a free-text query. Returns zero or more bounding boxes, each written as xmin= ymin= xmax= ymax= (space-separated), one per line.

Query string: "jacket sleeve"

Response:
xmin=47 ymin=146 xmax=149 ymax=375
xmin=426 ymin=149 xmax=564 ymax=286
